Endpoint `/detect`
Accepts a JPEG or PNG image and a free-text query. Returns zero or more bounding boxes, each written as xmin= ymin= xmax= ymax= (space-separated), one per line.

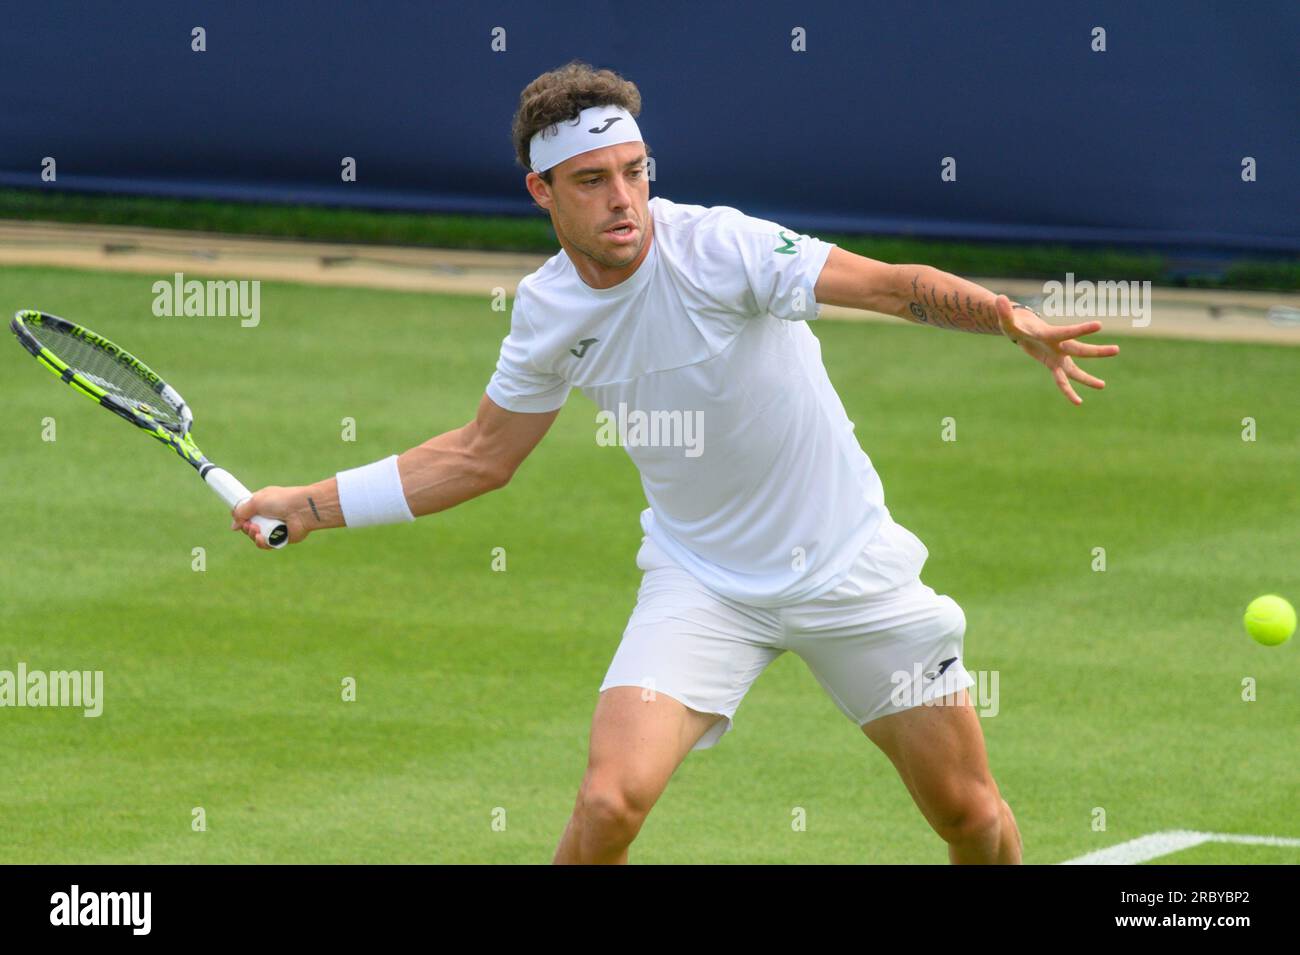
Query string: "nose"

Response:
xmin=608 ymin=177 xmax=634 ymax=212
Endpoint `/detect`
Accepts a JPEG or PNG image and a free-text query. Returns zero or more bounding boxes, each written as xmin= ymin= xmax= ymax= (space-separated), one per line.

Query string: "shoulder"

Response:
xmin=656 ymin=200 xmax=835 ymax=321
xmin=503 ymin=270 xmax=580 ymax=375
xmin=515 ymin=251 xmax=566 ymax=304
xmin=511 ymin=252 xmax=571 ymax=326
xmin=652 ymin=197 xmax=749 ymax=244
xmin=654 ymin=199 xmax=801 ymax=265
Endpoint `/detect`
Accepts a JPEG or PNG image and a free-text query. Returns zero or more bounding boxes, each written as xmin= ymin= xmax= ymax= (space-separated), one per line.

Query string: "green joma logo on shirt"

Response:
xmin=773 ymin=230 xmax=801 ymax=255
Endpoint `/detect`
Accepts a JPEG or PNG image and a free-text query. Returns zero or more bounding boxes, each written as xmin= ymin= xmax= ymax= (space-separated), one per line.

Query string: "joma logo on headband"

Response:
xmin=589 ymin=116 xmax=624 ymax=134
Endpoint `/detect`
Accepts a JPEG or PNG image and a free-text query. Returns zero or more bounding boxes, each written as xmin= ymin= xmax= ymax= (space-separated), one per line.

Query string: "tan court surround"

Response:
xmin=1 ymin=219 xmax=1296 ymax=346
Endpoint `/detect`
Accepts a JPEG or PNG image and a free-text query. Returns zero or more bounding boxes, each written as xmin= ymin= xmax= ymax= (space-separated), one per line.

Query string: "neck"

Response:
xmin=569 ymin=218 xmax=654 ymax=290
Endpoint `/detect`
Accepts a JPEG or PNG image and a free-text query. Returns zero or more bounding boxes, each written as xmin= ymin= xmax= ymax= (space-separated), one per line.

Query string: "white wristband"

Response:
xmin=336 ymin=454 xmax=415 ymax=528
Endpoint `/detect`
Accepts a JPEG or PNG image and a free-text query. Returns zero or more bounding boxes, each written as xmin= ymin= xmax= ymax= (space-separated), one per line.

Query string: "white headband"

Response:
xmin=529 ymin=104 xmax=643 ymax=174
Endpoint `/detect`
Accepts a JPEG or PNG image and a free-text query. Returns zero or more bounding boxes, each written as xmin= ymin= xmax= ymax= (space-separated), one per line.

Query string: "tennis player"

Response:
xmin=234 ymin=61 xmax=1118 ymax=864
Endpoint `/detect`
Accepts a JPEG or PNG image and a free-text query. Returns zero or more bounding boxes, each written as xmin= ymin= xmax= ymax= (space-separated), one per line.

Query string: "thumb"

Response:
xmin=231 ymin=491 xmax=262 ymax=522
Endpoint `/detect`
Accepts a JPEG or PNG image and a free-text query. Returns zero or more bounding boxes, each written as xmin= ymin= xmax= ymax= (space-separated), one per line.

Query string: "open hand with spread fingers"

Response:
xmin=994 ymin=294 xmax=1120 ymax=405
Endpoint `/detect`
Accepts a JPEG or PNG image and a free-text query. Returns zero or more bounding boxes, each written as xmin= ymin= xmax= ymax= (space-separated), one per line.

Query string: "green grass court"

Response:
xmin=1 ymin=264 xmax=1296 ymax=863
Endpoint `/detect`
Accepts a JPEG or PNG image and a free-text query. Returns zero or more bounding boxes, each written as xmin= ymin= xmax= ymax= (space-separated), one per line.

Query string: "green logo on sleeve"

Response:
xmin=773 ymin=230 xmax=801 ymax=255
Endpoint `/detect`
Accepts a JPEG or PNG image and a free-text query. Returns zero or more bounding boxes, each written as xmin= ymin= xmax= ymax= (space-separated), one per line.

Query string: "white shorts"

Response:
xmin=600 ymin=520 xmax=974 ymax=750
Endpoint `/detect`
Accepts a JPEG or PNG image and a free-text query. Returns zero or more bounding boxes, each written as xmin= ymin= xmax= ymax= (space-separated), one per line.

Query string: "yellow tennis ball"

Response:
xmin=1243 ymin=595 xmax=1296 ymax=646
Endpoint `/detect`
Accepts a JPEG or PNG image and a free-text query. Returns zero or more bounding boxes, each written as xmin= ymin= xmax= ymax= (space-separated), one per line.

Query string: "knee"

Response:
xmin=577 ymin=776 xmax=650 ymax=841
xmin=929 ymin=785 xmax=1004 ymax=846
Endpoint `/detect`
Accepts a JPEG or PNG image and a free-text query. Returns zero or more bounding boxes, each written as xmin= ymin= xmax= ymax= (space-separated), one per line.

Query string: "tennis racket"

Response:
xmin=10 ymin=308 xmax=288 ymax=548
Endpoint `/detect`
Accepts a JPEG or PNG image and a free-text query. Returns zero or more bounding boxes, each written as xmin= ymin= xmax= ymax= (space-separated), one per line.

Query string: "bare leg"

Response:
xmin=553 ymin=685 xmax=724 ymax=864
xmin=863 ymin=689 xmax=1022 ymax=864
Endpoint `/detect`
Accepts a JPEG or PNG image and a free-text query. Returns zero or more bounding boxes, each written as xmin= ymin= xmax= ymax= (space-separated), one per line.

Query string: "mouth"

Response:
xmin=604 ymin=221 xmax=637 ymax=241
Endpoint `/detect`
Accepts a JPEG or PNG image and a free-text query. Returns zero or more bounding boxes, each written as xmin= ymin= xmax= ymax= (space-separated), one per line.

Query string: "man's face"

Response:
xmin=527 ymin=142 xmax=651 ymax=278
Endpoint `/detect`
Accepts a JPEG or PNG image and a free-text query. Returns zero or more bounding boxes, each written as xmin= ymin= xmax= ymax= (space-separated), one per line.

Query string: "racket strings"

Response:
xmin=31 ymin=323 xmax=185 ymax=429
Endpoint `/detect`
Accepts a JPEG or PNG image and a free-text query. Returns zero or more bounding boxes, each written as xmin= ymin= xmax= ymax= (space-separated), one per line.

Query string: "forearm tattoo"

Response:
xmin=307 ymin=496 xmax=323 ymax=522
xmin=907 ymin=273 xmax=1004 ymax=334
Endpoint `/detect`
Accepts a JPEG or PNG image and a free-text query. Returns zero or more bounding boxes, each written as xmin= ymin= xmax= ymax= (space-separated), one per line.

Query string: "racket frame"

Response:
xmin=10 ymin=309 xmax=288 ymax=548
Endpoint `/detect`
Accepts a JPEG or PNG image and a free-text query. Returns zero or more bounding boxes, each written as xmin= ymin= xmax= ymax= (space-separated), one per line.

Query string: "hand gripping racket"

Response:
xmin=10 ymin=309 xmax=288 ymax=548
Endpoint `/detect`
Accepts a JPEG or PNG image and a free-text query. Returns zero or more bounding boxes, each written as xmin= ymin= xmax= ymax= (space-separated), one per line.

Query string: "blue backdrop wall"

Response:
xmin=2 ymin=1 xmax=1296 ymax=252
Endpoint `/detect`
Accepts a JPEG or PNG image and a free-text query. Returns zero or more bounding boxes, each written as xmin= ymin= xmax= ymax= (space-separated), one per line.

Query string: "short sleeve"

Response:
xmin=485 ymin=295 xmax=571 ymax=413
xmin=696 ymin=208 xmax=837 ymax=321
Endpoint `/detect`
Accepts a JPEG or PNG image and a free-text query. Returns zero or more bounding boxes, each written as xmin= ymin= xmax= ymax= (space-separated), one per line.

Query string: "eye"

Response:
xmin=583 ymin=177 xmax=601 ymax=186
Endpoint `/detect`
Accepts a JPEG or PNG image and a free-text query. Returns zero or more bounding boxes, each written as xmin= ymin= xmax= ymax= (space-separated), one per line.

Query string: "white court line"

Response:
xmin=1062 ymin=830 xmax=1300 ymax=865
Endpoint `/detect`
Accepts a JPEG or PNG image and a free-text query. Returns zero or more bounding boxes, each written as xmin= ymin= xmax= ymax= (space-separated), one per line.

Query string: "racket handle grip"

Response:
xmin=204 ymin=467 xmax=289 ymax=549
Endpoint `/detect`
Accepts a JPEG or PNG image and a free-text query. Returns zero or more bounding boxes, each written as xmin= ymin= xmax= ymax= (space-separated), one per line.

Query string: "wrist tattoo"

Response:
xmin=307 ymin=496 xmax=322 ymax=522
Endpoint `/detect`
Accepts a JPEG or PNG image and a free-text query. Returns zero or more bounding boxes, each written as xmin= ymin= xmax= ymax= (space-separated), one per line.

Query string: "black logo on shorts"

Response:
xmin=924 ymin=657 xmax=958 ymax=681
xmin=570 ymin=337 xmax=598 ymax=358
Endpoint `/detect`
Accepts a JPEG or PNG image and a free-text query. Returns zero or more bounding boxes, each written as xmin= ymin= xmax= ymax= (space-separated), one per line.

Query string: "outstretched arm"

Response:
xmin=814 ymin=248 xmax=1120 ymax=404
xmin=232 ymin=394 xmax=559 ymax=548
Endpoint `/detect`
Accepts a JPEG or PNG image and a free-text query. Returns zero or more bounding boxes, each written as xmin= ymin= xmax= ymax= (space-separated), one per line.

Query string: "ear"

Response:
xmin=525 ymin=171 xmax=553 ymax=211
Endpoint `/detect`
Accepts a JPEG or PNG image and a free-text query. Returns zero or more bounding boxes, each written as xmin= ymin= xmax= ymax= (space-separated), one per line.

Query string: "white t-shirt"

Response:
xmin=486 ymin=196 xmax=926 ymax=607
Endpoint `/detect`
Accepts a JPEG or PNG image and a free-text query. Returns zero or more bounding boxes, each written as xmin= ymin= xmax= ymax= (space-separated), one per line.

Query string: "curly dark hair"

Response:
xmin=511 ymin=60 xmax=648 ymax=183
